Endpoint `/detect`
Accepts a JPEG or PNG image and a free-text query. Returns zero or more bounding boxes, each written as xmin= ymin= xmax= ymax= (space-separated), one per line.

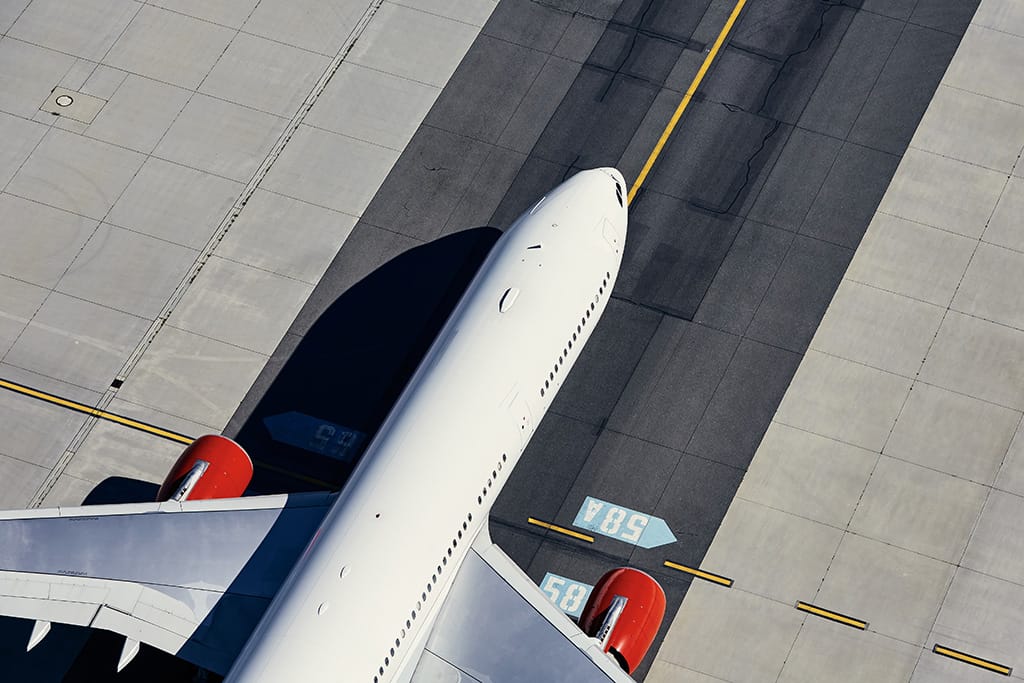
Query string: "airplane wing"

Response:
xmin=406 ymin=531 xmax=635 ymax=683
xmin=0 ymin=492 xmax=333 ymax=674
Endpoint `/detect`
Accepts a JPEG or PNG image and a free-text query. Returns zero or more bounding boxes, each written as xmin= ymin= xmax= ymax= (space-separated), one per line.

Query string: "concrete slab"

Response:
xmin=930 ymin=568 xmax=1024 ymax=671
xmin=0 ymin=38 xmax=77 ymax=119
xmin=40 ymin=87 xmax=107 ymax=125
xmin=845 ymin=213 xmax=975 ymax=307
xmin=943 ymin=24 xmax=1024 ymax=107
xmin=912 ymin=85 xmax=1024 ymax=173
xmin=147 ymin=0 xmax=258 ymax=29
xmin=0 ymin=193 xmax=97 ymax=289
xmin=499 ymin=57 xmax=583 ymax=154
xmin=168 ymin=255 xmax=312 ymax=355
xmin=877 ymin=147 xmax=1007 ymax=238
xmin=55 ymin=223 xmax=197 ymax=319
xmin=815 ymin=533 xmax=955 ymax=645
xmin=0 ymin=390 xmax=88 ymax=471
xmin=395 ymin=0 xmax=497 ymax=27
xmin=104 ymin=5 xmax=236 ymax=90
xmin=953 ymin=242 xmax=1024 ymax=330
xmin=116 ymin=325 xmax=266 ymax=430
xmin=242 ymin=0 xmax=368 ymax=56
xmin=4 ymin=292 xmax=150 ymax=393
xmin=425 ymin=33 xmax=549 ymax=145
xmin=692 ymin=220 xmax=794 ymax=336
xmin=747 ymin=127 xmax=841 ymax=234
xmin=973 ymin=0 xmax=1024 ymax=36
xmin=216 ymin=190 xmax=358 ymax=284
xmin=777 ymin=618 xmax=921 ymax=683
xmin=0 ymin=361 xmax=103 ymax=407
xmin=849 ymin=456 xmax=988 ymax=563
xmin=654 ymin=581 xmax=804 ymax=683
xmin=38 ymin=472 xmax=95 ymax=508
xmin=886 ymin=382 xmax=1020 ymax=484
xmin=774 ymin=351 xmax=912 ymax=452
xmin=985 ymin=175 xmax=1024 ymax=252
xmin=798 ymin=141 xmax=900 ymax=250
xmin=606 ymin=317 xmax=738 ymax=452
xmin=810 ymin=280 xmax=945 ymax=377
xmin=6 ymin=0 xmax=136 ymax=62
xmin=920 ymin=311 xmax=1024 ymax=410
xmin=105 ymin=397 xmax=210 ymax=444
xmin=107 ymin=157 xmax=242 ymax=250
xmin=738 ymin=423 xmax=877 ymax=529
xmin=0 ymin=113 xmax=47 ymax=190
xmin=849 ymin=23 xmax=960 ymax=156
xmin=199 ymin=32 xmax=332 ymax=118
xmin=262 ymin=124 xmax=399 ymax=216
xmin=994 ymin=420 xmax=1024 ymax=497
xmin=0 ymin=1 xmax=30 ymax=34
xmin=348 ymin=3 xmax=483 ymax=88
xmin=745 ymin=235 xmax=852 ymax=354
xmin=964 ymin=488 xmax=1024 ymax=585
xmin=7 ymin=128 xmax=145 ymax=220
xmin=85 ymin=74 xmax=191 ymax=155
xmin=686 ymin=338 xmax=801 ymax=470
xmin=63 ymin=419 xmax=182 ymax=488
xmin=0 ymin=454 xmax=48 ymax=510
xmin=703 ymin=498 xmax=843 ymax=603
xmin=0 ymin=276 xmax=47 ymax=358
xmin=153 ymin=94 xmax=287 ymax=183
xmin=644 ymin=661 xmax=722 ymax=683
xmin=305 ymin=62 xmax=440 ymax=152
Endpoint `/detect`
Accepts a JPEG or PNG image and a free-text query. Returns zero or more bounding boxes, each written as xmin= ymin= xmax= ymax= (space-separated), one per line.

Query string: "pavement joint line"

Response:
xmin=795 ymin=601 xmax=867 ymax=630
xmin=0 ymin=377 xmax=340 ymax=491
xmin=527 ymin=517 xmax=595 ymax=543
xmin=933 ymin=644 xmax=1012 ymax=676
xmin=626 ymin=0 xmax=748 ymax=205
xmin=662 ymin=560 xmax=733 ymax=587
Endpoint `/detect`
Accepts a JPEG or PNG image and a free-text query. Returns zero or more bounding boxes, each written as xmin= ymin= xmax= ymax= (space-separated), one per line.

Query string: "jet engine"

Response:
xmin=579 ymin=567 xmax=666 ymax=673
xmin=155 ymin=434 xmax=253 ymax=502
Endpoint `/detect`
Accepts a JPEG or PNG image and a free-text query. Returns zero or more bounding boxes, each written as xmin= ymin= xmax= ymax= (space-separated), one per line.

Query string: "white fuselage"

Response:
xmin=225 ymin=168 xmax=628 ymax=683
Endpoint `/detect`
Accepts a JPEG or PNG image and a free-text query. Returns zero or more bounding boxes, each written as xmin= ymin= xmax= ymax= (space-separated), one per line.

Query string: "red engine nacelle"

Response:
xmin=579 ymin=567 xmax=666 ymax=674
xmin=156 ymin=434 xmax=253 ymax=502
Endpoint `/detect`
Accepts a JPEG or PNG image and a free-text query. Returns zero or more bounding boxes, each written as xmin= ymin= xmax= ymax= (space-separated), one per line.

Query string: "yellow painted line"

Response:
xmin=663 ymin=560 xmax=733 ymax=587
xmin=1 ymin=377 xmax=339 ymax=490
xmin=528 ymin=517 xmax=595 ymax=543
xmin=934 ymin=644 xmax=1012 ymax=676
xmin=796 ymin=601 xmax=867 ymax=630
xmin=0 ymin=377 xmax=193 ymax=444
xmin=627 ymin=0 xmax=749 ymax=205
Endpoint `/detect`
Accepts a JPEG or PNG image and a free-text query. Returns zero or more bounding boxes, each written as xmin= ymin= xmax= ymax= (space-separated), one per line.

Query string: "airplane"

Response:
xmin=0 ymin=167 xmax=667 ymax=682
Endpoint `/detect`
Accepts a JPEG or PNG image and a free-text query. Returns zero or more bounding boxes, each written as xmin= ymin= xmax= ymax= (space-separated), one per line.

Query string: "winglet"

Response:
xmin=117 ymin=638 xmax=141 ymax=671
xmin=26 ymin=620 xmax=51 ymax=651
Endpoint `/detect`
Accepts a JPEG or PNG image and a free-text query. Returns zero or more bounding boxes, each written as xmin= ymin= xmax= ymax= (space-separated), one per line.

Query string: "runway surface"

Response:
xmin=0 ymin=0 xmax=983 ymax=680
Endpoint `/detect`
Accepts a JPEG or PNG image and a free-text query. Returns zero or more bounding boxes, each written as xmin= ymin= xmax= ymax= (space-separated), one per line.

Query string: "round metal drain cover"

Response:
xmin=55 ymin=94 xmax=74 ymax=107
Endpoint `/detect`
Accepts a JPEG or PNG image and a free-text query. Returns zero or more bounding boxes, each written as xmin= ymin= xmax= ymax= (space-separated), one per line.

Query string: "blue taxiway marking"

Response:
xmin=540 ymin=573 xmax=593 ymax=618
xmin=263 ymin=412 xmax=366 ymax=462
xmin=573 ymin=496 xmax=677 ymax=549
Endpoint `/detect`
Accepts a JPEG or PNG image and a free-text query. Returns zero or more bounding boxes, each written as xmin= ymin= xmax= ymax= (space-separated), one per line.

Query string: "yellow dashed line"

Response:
xmin=796 ymin=601 xmax=867 ymax=630
xmin=627 ymin=0 xmax=749 ymax=205
xmin=934 ymin=644 xmax=1012 ymax=676
xmin=663 ymin=560 xmax=733 ymax=587
xmin=527 ymin=517 xmax=595 ymax=543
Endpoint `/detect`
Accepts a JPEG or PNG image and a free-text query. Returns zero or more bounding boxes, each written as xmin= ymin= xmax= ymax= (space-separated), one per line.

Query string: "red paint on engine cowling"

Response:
xmin=156 ymin=434 xmax=253 ymax=501
xmin=579 ymin=567 xmax=666 ymax=674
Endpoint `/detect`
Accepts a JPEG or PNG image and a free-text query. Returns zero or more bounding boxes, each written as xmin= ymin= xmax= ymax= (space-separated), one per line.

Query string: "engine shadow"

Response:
xmin=229 ymin=227 xmax=502 ymax=494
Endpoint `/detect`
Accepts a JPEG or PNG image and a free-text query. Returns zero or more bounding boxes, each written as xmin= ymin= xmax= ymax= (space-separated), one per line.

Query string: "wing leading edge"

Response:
xmin=408 ymin=532 xmax=635 ymax=683
xmin=0 ymin=492 xmax=333 ymax=674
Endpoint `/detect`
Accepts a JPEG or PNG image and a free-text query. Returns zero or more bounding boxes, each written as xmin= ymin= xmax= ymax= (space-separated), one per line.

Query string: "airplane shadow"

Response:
xmin=229 ymin=226 xmax=501 ymax=494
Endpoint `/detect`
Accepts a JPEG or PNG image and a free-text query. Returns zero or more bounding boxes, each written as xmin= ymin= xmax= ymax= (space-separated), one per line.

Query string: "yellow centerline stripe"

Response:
xmin=663 ymin=560 xmax=733 ymax=587
xmin=796 ymin=601 xmax=867 ymax=630
xmin=0 ymin=378 xmax=193 ymax=444
xmin=934 ymin=645 xmax=1012 ymax=676
xmin=627 ymin=0 xmax=749 ymax=205
xmin=527 ymin=517 xmax=595 ymax=543
xmin=1 ymin=377 xmax=340 ymax=490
